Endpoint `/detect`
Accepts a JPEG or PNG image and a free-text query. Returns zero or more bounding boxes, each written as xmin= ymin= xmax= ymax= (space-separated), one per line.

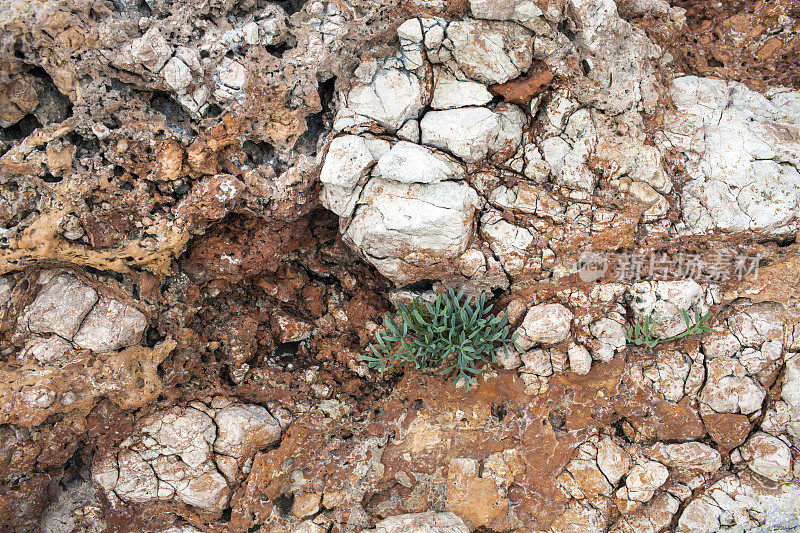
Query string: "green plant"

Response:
xmin=624 ymin=308 xmax=713 ymax=348
xmin=361 ymin=289 xmax=520 ymax=390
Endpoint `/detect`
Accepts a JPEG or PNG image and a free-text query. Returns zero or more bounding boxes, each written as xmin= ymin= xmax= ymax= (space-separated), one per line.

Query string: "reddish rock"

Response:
xmin=489 ymin=66 xmax=554 ymax=105
xmin=703 ymin=412 xmax=752 ymax=452
xmin=446 ymin=458 xmax=510 ymax=530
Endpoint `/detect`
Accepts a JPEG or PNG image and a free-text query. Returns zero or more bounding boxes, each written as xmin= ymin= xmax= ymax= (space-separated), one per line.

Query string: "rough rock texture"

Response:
xmin=662 ymin=76 xmax=800 ymax=240
xmin=365 ymin=511 xmax=469 ymax=533
xmin=2 ymin=0 xmax=800 ymax=531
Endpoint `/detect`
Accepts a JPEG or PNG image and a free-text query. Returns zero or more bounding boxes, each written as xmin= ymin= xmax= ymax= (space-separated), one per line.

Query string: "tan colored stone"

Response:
xmin=445 ymin=458 xmax=509 ymax=530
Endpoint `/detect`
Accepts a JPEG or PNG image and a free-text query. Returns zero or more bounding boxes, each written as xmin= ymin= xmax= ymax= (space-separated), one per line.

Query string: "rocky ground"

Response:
xmin=1 ymin=0 xmax=799 ymax=531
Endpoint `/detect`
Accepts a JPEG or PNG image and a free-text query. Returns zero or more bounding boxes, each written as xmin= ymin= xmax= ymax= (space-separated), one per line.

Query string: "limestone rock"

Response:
xmin=347 ymin=68 xmax=425 ymax=131
xmin=162 ymin=56 xmax=192 ymax=93
xmin=446 ymin=19 xmax=533 ymax=85
xmin=597 ymin=438 xmax=631 ymax=485
xmin=664 ymin=76 xmax=800 ymax=239
xmin=647 ymin=442 xmax=722 ymax=473
xmin=642 ymin=351 xmax=692 ymax=403
xmin=374 ymin=141 xmax=465 ymax=184
xmin=320 ymin=135 xmax=376 ymax=217
xmin=588 ymin=317 xmax=626 ymax=362
xmin=72 ymin=297 xmax=147 ymax=353
xmin=677 ymin=472 xmax=800 ymax=532
xmin=343 ymin=179 xmax=479 ymax=285
xmin=213 ymin=404 xmax=282 ymax=459
xmin=783 ymin=353 xmax=800 ymax=438
xmin=740 ymin=432 xmax=793 ymax=482
xmin=516 ymin=304 xmax=573 ymax=349
xmin=701 ymin=357 xmax=766 ymax=415
xmin=365 ymin=511 xmax=469 ymax=533
xmin=93 ymin=400 xmax=289 ymax=513
xmin=430 ymin=69 xmax=494 ymax=109
xmin=568 ymin=343 xmax=592 ymax=375
xmin=624 ymin=461 xmax=669 ymax=503
xmin=420 ymin=107 xmax=502 ymax=163
xmin=19 ymin=273 xmax=98 ymax=340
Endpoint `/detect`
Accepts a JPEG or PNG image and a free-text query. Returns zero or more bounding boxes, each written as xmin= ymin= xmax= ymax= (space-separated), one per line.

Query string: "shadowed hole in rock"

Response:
xmin=273 ymin=341 xmax=301 ymax=361
xmin=548 ymin=409 xmax=567 ymax=434
xmin=557 ymin=19 xmax=576 ymax=42
xmin=41 ymin=173 xmax=63 ymax=183
xmin=83 ymin=266 xmax=125 ymax=284
xmin=279 ymin=0 xmax=308 ymax=15
xmin=398 ymin=278 xmax=435 ymax=292
xmin=611 ymin=419 xmax=633 ymax=443
xmin=145 ymin=328 xmax=163 ymax=348
xmin=150 ymin=92 xmax=194 ymax=135
xmin=243 ymin=140 xmax=275 ymax=167
xmin=274 ymin=492 xmax=294 ymax=515
xmin=205 ymin=103 xmax=223 ymax=119
xmin=265 ymin=42 xmax=293 ymax=58
xmin=492 ymin=403 xmax=508 ymax=421
xmin=29 ymin=66 xmax=73 ymax=124
xmin=108 ymin=0 xmax=152 ymax=12
xmin=410 ymin=398 xmax=424 ymax=411
xmin=295 ymin=76 xmax=336 ymax=156
xmin=2 ymin=114 xmax=41 ymax=141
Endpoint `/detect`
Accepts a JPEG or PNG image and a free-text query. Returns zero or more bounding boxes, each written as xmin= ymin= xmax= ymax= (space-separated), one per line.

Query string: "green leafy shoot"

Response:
xmin=624 ymin=308 xmax=713 ymax=349
xmin=360 ymin=288 xmax=520 ymax=391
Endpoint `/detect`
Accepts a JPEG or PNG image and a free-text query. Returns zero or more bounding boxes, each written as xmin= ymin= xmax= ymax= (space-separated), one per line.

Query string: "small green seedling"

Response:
xmin=360 ymin=288 xmax=520 ymax=391
xmin=624 ymin=308 xmax=713 ymax=349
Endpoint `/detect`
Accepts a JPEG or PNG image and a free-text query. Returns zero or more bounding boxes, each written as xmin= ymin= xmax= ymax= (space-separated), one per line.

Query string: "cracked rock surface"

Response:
xmin=1 ymin=0 xmax=800 ymax=531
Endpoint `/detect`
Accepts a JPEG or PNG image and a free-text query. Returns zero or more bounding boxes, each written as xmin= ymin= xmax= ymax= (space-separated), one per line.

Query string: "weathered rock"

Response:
xmin=623 ymin=461 xmax=669 ymax=503
xmin=643 ymin=351 xmax=692 ymax=403
xmin=374 ymin=141 xmax=465 ymax=184
xmin=739 ymin=432 xmax=793 ymax=482
xmin=588 ymin=317 xmax=626 ymax=362
xmin=446 ymin=19 xmax=533 ymax=85
xmin=93 ymin=400 xmax=289 ymax=513
xmin=700 ymin=357 xmax=766 ymax=415
xmin=568 ymin=343 xmax=592 ymax=375
xmin=597 ymin=438 xmax=631 ymax=485
xmin=702 ymin=412 xmax=752 ymax=452
xmin=19 ymin=273 xmax=98 ymax=340
xmin=365 ymin=511 xmax=469 ymax=533
xmin=420 ymin=107 xmax=502 ymax=163
xmin=319 ymin=135 xmax=376 ymax=217
xmin=784 ymin=352 xmax=800 ymax=438
xmin=516 ymin=304 xmax=574 ymax=349
xmin=343 ymin=179 xmax=479 ymax=285
xmin=677 ymin=472 xmax=800 ymax=532
xmin=445 ymin=458 xmax=509 ymax=530
xmin=647 ymin=442 xmax=722 ymax=473
xmin=72 ymin=296 xmax=147 ymax=353
xmin=213 ymin=404 xmax=282 ymax=459
xmin=663 ymin=76 xmax=800 ymax=239
xmin=431 ymin=69 xmax=494 ymax=109
xmin=291 ymin=492 xmax=322 ymax=519
xmin=566 ymin=458 xmax=612 ymax=497
xmin=347 ymin=68 xmax=425 ymax=131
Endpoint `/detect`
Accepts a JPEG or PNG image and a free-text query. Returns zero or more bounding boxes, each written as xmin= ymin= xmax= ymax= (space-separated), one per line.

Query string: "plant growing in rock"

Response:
xmin=361 ymin=289 xmax=519 ymax=390
xmin=624 ymin=308 xmax=713 ymax=349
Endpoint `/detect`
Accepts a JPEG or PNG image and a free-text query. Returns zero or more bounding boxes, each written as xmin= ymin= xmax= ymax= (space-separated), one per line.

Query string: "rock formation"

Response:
xmin=0 ymin=0 xmax=799 ymax=531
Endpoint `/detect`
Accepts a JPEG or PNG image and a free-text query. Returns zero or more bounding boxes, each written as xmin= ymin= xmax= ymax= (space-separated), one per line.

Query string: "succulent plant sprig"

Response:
xmin=624 ymin=308 xmax=713 ymax=349
xmin=361 ymin=289 xmax=519 ymax=390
